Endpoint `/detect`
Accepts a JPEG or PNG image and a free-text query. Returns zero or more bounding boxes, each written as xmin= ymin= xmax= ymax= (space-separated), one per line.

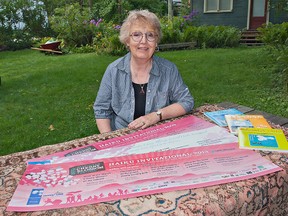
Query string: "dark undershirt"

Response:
xmin=132 ymin=82 xmax=147 ymax=119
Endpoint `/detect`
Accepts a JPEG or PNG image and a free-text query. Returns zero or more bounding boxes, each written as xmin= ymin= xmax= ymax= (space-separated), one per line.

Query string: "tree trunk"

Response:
xmin=168 ymin=0 xmax=173 ymax=20
xmin=88 ymin=0 xmax=93 ymax=9
xmin=118 ymin=0 xmax=122 ymax=22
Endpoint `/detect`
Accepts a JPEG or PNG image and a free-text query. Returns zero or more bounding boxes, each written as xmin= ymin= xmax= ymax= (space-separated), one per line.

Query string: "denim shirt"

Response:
xmin=93 ymin=52 xmax=194 ymax=131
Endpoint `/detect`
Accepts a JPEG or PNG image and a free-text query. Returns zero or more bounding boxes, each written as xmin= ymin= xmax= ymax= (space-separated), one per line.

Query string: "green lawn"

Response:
xmin=0 ymin=47 xmax=287 ymax=156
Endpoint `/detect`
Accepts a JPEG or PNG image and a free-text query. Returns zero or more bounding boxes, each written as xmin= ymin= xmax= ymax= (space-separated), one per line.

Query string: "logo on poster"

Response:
xmin=69 ymin=162 xmax=105 ymax=175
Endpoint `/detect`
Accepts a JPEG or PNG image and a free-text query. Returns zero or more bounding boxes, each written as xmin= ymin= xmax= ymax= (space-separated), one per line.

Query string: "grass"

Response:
xmin=0 ymin=47 xmax=287 ymax=156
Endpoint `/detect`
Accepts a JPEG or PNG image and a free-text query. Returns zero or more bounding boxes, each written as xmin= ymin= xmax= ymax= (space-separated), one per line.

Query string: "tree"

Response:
xmin=125 ymin=0 xmax=167 ymax=16
xmin=0 ymin=0 xmax=173 ymax=50
xmin=167 ymin=0 xmax=173 ymax=20
xmin=270 ymin=0 xmax=288 ymax=14
xmin=92 ymin=0 xmax=123 ymax=23
xmin=0 ymin=0 xmax=51 ymax=49
xmin=50 ymin=3 xmax=92 ymax=47
xmin=91 ymin=0 xmax=167 ymax=23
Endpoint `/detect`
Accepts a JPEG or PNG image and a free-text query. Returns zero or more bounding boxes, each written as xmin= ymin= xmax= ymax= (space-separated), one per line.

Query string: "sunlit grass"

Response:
xmin=0 ymin=47 xmax=287 ymax=155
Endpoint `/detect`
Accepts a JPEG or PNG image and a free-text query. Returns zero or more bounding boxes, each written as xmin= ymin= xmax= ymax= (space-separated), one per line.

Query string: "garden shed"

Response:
xmin=191 ymin=0 xmax=288 ymax=30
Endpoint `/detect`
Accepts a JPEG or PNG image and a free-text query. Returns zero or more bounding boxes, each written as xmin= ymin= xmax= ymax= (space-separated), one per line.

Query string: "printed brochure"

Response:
xmin=204 ymin=108 xmax=243 ymax=126
xmin=238 ymin=127 xmax=288 ymax=152
xmin=225 ymin=114 xmax=271 ymax=135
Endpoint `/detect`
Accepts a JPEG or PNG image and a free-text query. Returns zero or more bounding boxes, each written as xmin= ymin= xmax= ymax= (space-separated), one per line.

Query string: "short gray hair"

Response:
xmin=119 ymin=10 xmax=162 ymax=44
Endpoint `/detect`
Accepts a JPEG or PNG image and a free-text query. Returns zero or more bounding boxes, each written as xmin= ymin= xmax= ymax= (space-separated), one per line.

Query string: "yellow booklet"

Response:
xmin=225 ymin=114 xmax=271 ymax=135
xmin=238 ymin=127 xmax=288 ymax=152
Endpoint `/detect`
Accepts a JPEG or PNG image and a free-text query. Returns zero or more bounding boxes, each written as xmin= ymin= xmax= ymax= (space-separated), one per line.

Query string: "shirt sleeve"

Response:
xmin=93 ymin=64 xmax=114 ymax=119
xmin=169 ymin=63 xmax=194 ymax=113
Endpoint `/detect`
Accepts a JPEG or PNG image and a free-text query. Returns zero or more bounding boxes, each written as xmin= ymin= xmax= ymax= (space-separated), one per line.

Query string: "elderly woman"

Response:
xmin=93 ymin=9 xmax=194 ymax=133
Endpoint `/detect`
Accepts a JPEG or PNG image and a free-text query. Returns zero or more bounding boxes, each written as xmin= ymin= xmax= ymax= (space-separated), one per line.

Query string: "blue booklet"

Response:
xmin=204 ymin=108 xmax=243 ymax=126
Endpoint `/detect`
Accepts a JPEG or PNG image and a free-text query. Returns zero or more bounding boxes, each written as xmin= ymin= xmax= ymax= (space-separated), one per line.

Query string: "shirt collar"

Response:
xmin=116 ymin=52 xmax=160 ymax=77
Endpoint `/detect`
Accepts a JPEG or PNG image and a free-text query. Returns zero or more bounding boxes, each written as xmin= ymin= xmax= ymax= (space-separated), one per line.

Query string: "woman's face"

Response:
xmin=127 ymin=21 xmax=157 ymax=61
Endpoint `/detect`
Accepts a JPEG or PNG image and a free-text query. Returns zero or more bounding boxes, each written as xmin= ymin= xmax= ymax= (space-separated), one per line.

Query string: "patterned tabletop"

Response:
xmin=1 ymin=104 xmax=288 ymax=216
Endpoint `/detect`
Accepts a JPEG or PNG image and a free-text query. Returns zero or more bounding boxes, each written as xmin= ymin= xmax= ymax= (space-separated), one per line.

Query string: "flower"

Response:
xmin=90 ymin=18 xmax=103 ymax=27
xmin=114 ymin=25 xmax=121 ymax=30
xmin=183 ymin=10 xmax=198 ymax=21
xmin=90 ymin=19 xmax=97 ymax=25
xmin=95 ymin=18 xmax=102 ymax=27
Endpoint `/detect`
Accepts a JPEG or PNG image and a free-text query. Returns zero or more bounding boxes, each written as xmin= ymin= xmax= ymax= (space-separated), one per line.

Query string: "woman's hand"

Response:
xmin=128 ymin=103 xmax=187 ymax=130
xmin=128 ymin=112 xmax=160 ymax=130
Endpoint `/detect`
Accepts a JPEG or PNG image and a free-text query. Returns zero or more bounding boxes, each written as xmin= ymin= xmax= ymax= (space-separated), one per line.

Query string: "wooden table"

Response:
xmin=1 ymin=104 xmax=288 ymax=215
xmin=218 ymin=101 xmax=288 ymax=128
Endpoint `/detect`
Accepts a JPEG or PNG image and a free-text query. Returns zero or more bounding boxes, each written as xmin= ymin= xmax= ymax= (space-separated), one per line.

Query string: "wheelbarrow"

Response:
xmin=31 ymin=41 xmax=62 ymax=54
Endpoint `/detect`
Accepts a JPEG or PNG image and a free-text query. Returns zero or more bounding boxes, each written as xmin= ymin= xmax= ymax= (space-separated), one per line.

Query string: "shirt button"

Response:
xmin=147 ymin=90 xmax=151 ymax=93
xmin=147 ymin=102 xmax=150 ymax=105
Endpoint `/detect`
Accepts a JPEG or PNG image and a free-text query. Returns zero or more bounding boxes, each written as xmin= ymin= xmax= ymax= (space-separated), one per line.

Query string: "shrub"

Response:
xmin=258 ymin=22 xmax=288 ymax=47
xmin=183 ymin=26 xmax=197 ymax=42
xmin=97 ymin=34 xmax=126 ymax=56
xmin=276 ymin=43 xmax=288 ymax=91
xmin=50 ymin=3 xmax=92 ymax=48
xmin=70 ymin=44 xmax=96 ymax=54
xmin=49 ymin=6 xmax=240 ymax=55
xmin=192 ymin=25 xmax=240 ymax=48
xmin=258 ymin=22 xmax=288 ymax=92
xmin=92 ymin=21 xmax=126 ymax=55
xmin=5 ymin=30 xmax=32 ymax=51
xmin=0 ymin=27 xmax=33 ymax=51
xmin=160 ymin=17 xmax=185 ymax=44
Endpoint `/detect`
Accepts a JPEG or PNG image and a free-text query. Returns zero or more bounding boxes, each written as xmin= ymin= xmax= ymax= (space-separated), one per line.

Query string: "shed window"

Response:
xmin=204 ymin=0 xmax=233 ymax=13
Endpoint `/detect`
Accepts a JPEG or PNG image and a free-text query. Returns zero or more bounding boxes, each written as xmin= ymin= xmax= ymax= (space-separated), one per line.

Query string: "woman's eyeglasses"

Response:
xmin=130 ymin=32 xmax=158 ymax=42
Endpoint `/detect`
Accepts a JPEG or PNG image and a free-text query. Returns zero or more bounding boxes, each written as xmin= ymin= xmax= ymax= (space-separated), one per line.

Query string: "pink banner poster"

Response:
xmin=41 ymin=123 xmax=238 ymax=165
xmin=8 ymin=144 xmax=282 ymax=212
xmin=28 ymin=116 xmax=237 ymax=165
